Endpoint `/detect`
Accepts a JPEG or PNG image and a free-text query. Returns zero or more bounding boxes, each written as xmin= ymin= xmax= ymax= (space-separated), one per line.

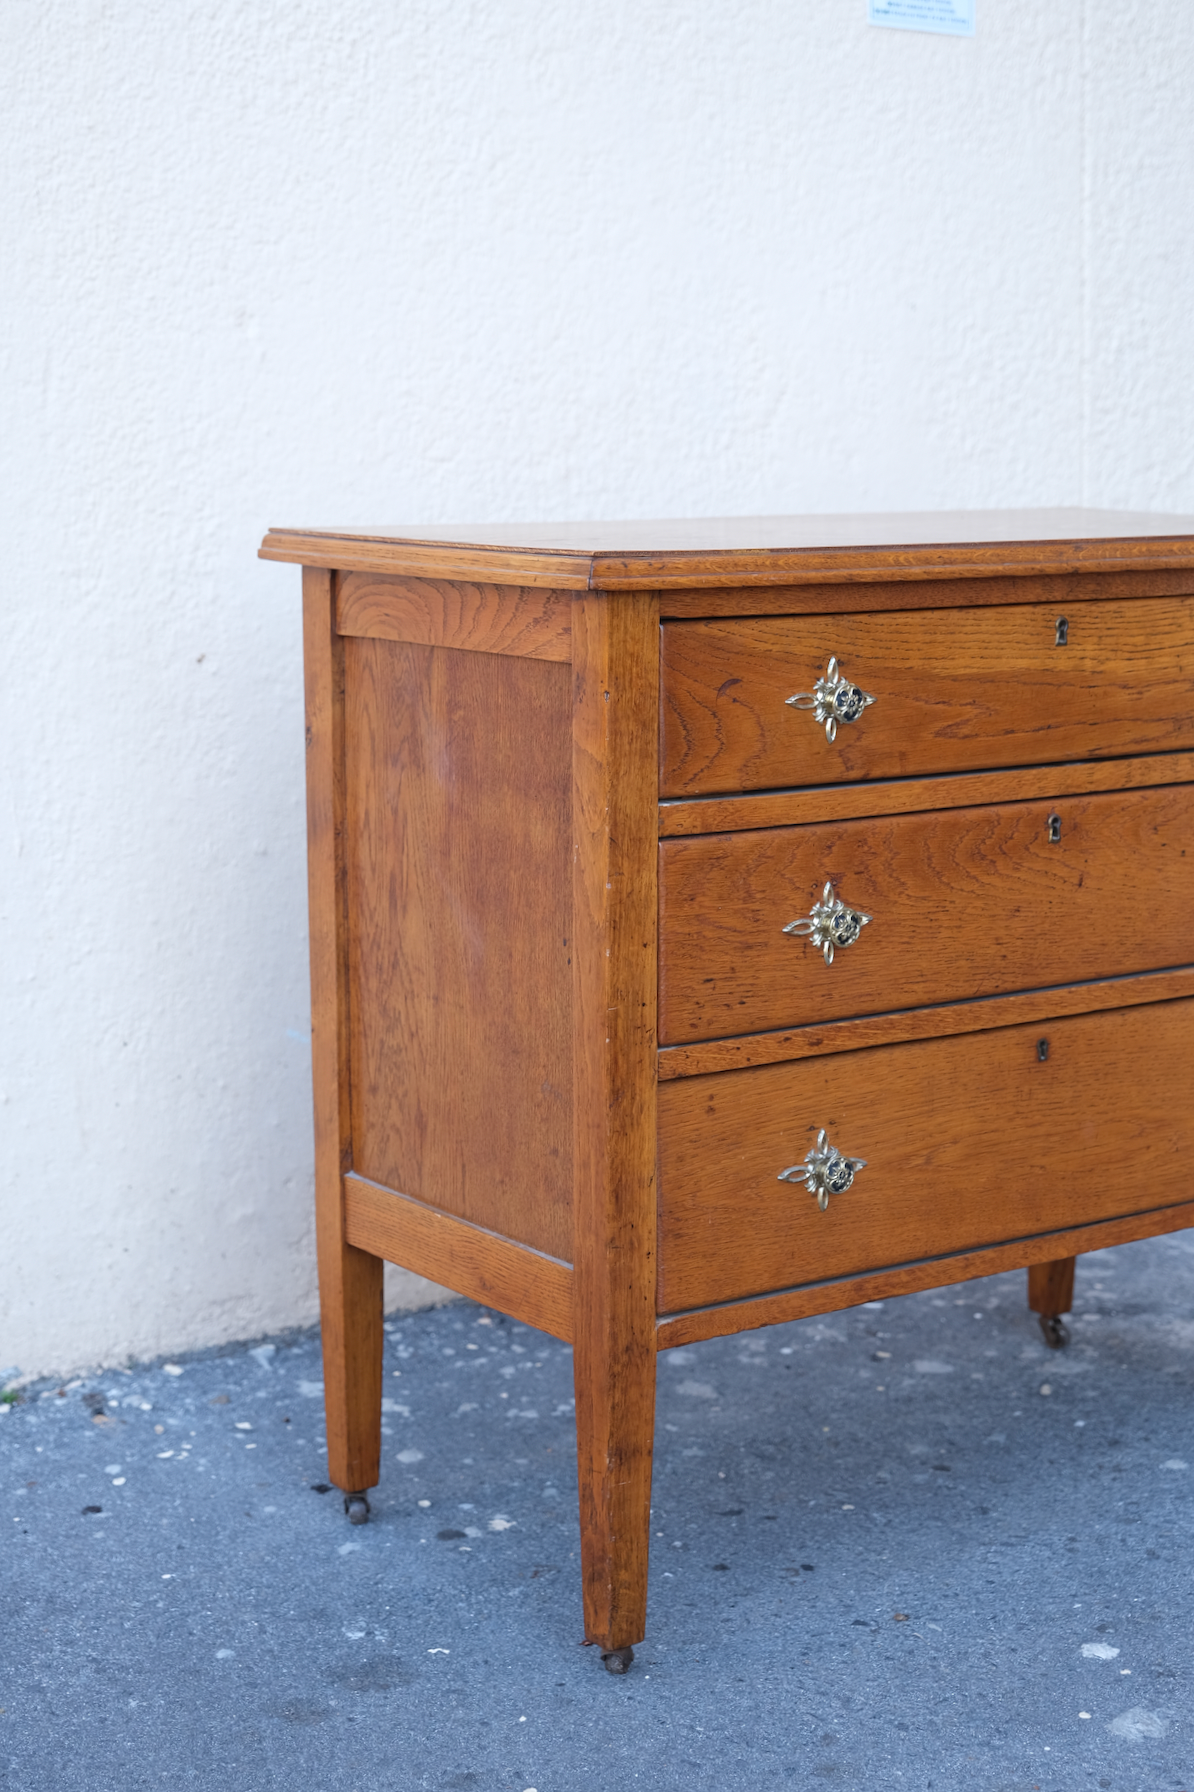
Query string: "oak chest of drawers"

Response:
xmin=261 ymin=511 xmax=1194 ymax=1671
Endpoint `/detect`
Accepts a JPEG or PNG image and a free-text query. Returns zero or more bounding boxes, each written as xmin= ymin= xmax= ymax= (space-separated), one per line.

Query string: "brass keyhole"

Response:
xmin=1055 ymin=617 xmax=1069 ymax=646
xmin=1048 ymin=814 xmax=1061 ymax=842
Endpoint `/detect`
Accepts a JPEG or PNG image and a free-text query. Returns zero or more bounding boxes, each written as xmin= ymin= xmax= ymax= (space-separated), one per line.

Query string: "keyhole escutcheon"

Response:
xmin=1048 ymin=813 xmax=1061 ymax=843
xmin=1037 ymin=1038 xmax=1050 ymax=1061
xmin=1055 ymin=616 xmax=1069 ymax=646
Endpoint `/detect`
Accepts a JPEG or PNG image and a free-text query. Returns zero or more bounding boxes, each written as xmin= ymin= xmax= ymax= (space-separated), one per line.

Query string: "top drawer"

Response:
xmin=660 ymin=597 xmax=1194 ymax=796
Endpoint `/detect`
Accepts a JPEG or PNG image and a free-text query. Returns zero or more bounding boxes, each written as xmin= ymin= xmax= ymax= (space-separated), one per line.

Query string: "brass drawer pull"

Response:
xmin=778 ymin=1128 xmax=867 ymax=1212
xmin=786 ymin=655 xmax=876 ymax=742
xmin=783 ymin=880 xmax=871 ymax=964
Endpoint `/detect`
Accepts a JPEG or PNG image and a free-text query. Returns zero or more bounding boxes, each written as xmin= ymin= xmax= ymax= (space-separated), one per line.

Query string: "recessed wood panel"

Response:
xmin=659 ymin=784 xmax=1194 ymax=1044
xmin=660 ymin=598 xmax=1194 ymax=795
xmin=657 ymin=999 xmax=1194 ymax=1314
xmin=344 ymin=637 xmax=572 ymax=1259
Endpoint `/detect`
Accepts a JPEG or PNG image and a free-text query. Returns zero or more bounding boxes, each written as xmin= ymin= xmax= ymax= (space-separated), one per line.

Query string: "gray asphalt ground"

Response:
xmin=4 ymin=1234 xmax=1194 ymax=1792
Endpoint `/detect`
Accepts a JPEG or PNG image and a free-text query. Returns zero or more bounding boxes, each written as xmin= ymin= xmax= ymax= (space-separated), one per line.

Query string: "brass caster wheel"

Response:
xmin=344 ymin=1493 xmax=371 ymax=1525
xmin=601 ymin=1646 xmax=634 ymax=1675
xmin=1038 ymin=1313 xmax=1070 ymax=1351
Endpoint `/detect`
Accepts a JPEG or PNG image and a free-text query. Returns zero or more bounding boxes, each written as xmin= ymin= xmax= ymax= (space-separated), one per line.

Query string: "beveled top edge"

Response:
xmin=263 ymin=509 xmax=1194 ymax=553
xmin=259 ymin=510 xmax=1194 ymax=588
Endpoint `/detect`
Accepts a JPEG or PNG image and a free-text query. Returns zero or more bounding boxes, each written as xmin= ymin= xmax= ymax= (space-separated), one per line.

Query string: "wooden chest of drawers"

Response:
xmin=261 ymin=511 xmax=1194 ymax=1673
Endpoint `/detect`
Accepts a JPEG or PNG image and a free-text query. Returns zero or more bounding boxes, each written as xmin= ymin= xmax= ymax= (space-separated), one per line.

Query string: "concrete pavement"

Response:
xmin=4 ymin=1234 xmax=1194 ymax=1790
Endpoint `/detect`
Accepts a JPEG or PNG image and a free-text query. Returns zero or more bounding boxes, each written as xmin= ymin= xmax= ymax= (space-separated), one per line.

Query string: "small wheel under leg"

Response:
xmin=1038 ymin=1313 xmax=1070 ymax=1351
xmin=600 ymin=1646 xmax=634 ymax=1675
xmin=344 ymin=1492 xmax=371 ymax=1525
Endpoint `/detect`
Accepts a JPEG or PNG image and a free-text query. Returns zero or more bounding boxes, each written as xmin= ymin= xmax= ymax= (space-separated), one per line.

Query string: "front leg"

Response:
xmin=570 ymin=588 xmax=661 ymax=1670
xmin=303 ymin=563 xmax=383 ymax=1519
xmin=573 ymin=1330 xmax=656 ymax=1666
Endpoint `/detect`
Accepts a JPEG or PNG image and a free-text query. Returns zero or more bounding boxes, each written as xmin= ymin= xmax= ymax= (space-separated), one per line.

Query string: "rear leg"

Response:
xmin=1028 ymin=1256 xmax=1076 ymax=1350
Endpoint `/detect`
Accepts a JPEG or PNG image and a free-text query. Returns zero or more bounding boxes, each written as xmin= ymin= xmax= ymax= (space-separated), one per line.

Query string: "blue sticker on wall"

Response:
xmin=868 ymin=0 xmax=975 ymax=36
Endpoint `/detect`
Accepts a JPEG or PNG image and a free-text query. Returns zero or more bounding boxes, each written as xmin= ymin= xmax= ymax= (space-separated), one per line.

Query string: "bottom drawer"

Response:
xmin=656 ymin=997 xmax=1194 ymax=1314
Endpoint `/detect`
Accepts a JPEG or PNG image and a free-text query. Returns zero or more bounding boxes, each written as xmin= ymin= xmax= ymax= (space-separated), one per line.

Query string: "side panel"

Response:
xmin=344 ymin=635 xmax=573 ymax=1260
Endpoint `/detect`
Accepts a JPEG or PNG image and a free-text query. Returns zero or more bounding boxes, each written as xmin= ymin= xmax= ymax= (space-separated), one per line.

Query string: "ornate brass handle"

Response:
xmin=778 ymin=1128 xmax=867 ymax=1212
xmin=783 ymin=881 xmax=871 ymax=964
xmin=786 ymin=656 xmax=875 ymax=742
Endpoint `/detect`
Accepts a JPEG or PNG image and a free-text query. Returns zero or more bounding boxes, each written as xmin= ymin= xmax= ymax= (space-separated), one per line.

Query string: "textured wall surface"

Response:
xmin=3 ymin=2 xmax=1192 ymax=1378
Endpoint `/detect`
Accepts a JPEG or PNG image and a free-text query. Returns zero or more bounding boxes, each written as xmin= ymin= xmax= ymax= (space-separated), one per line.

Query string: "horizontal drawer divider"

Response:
xmin=655 ymin=1197 xmax=1194 ymax=1348
xmin=658 ymin=749 xmax=1194 ymax=836
xmin=657 ymin=963 xmax=1194 ymax=1079
xmin=656 ymin=567 xmax=1194 ymax=616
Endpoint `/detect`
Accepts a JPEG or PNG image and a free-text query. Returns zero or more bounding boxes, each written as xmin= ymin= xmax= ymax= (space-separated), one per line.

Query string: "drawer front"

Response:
xmin=660 ymin=597 xmax=1194 ymax=795
xmin=658 ymin=783 xmax=1194 ymax=1044
xmin=656 ymin=999 xmax=1194 ymax=1313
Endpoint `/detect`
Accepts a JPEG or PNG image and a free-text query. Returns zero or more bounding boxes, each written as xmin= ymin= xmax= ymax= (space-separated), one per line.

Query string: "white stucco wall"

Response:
xmin=3 ymin=2 xmax=1193 ymax=1380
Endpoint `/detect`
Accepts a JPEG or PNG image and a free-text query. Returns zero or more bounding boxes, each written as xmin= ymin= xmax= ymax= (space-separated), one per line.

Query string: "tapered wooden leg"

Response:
xmin=573 ymin=1318 xmax=656 ymax=1655
xmin=571 ymin=589 xmax=660 ymax=1661
xmin=319 ymin=1240 xmax=384 ymax=1496
xmin=303 ymin=565 xmax=383 ymax=1499
xmin=1028 ymin=1255 xmax=1076 ymax=1350
xmin=1028 ymin=1255 xmax=1076 ymax=1316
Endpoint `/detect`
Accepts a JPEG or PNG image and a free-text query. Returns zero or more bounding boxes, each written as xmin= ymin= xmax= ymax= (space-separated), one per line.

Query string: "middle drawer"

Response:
xmin=658 ymin=782 xmax=1194 ymax=1044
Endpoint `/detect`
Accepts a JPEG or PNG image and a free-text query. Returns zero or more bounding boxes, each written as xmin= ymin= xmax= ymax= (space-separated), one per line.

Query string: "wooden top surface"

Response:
xmin=260 ymin=509 xmax=1194 ymax=589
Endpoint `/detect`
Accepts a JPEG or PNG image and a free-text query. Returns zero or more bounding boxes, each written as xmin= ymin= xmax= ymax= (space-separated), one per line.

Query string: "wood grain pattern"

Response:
xmin=658 ymin=568 xmax=1194 ymax=617
xmin=344 ymin=637 xmax=573 ymax=1258
xmin=661 ymin=598 xmax=1194 ymax=796
xmin=598 ymin=539 xmax=1194 ymax=591
xmin=337 ymin=572 xmax=572 ymax=661
xmin=261 ymin=512 xmax=1194 ymax=589
xmin=1028 ymin=1256 xmax=1075 ymax=1318
xmin=657 ymin=964 xmax=1194 ymax=1079
xmin=283 ymin=522 xmax=1194 ymax=1656
xmin=659 ymin=750 xmax=1194 ymax=837
xmin=302 ymin=568 xmax=384 ymax=1496
xmin=571 ymin=590 xmax=661 ymax=1653
xmin=655 ymin=1199 xmax=1194 ymax=1347
xmin=659 ymin=785 xmax=1194 ymax=1044
xmin=344 ymin=1172 xmax=573 ymax=1342
xmin=656 ymin=1000 xmax=1194 ymax=1314
xmin=264 ymin=533 xmax=592 ymax=588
